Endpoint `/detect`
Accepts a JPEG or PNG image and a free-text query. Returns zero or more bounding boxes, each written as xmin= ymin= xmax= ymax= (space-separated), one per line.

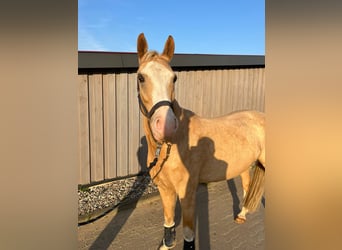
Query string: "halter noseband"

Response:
xmin=137 ymin=82 xmax=174 ymax=119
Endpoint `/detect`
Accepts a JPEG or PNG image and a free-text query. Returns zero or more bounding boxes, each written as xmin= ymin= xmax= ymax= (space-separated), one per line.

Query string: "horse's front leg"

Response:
xmin=158 ymin=186 xmax=177 ymax=249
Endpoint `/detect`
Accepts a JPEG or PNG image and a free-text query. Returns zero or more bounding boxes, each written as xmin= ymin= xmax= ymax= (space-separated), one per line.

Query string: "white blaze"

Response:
xmin=142 ymin=61 xmax=173 ymax=106
xmin=141 ymin=60 xmax=178 ymax=142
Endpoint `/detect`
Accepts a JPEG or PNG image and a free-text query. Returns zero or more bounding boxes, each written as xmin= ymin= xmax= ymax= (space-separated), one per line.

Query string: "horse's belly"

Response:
xmin=198 ymin=151 xmax=256 ymax=183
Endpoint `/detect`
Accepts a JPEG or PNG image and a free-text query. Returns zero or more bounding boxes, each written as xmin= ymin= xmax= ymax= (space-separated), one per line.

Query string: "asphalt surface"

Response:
xmin=78 ymin=177 xmax=265 ymax=250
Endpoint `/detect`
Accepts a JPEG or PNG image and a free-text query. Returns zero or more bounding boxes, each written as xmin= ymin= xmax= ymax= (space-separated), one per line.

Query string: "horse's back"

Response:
xmin=211 ymin=110 xmax=265 ymax=150
xmin=215 ymin=110 xmax=264 ymax=125
xmin=188 ymin=110 xmax=265 ymax=182
xmin=195 ymin=110 xmax=265 ymax=137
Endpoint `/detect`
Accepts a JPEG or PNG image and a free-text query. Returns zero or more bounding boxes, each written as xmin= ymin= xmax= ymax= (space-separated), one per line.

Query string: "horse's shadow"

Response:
xmin=186 ymin=137 xmax=238 ymax=250
xmin=88 ymin=136 xmax=151 ymax=250
xmin=227 ymin=179 xmax=242 ymax=219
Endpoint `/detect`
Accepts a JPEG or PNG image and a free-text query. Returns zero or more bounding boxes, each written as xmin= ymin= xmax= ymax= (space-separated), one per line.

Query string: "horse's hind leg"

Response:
xmin=234 ymin=169 xmax=251 ymax=224
xmin=234 ymin=169 xmax=250 ymax=224
xmin=235 ymin=207 xmax=249 ymax=224
xmin=158 ymin=186 xmax=177 ymax=249
xmin=235 ymin=161 xmax=265 ymax=224
xmin=180 ymin=193 xmax=196 ymax=250
xmin=240 ymin=169 xmax=250 ymax=198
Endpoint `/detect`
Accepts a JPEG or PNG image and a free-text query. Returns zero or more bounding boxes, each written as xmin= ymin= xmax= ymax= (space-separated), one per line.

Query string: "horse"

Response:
xmin=136 ymin=33 xmax=265 ymax=250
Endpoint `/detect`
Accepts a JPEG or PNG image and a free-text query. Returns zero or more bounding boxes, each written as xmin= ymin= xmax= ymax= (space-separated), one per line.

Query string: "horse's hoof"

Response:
xmin=159 ymin=244 xmax=173 ymax=250
xmin=234 ymin=216 xmax=246 ymax=224
xmin=162 ymin=225 xmax=176 ymax=249
xmin=161 ymin=241 xmax=176 ymax=249
xmin=159 ymin=240 xmax=175 ymax=250
xmin=183 ymin=239 xmax=195 ymax=249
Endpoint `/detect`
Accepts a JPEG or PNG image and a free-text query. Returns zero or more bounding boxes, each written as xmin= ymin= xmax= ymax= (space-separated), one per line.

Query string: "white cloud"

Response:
xmin=78 ymin=27 xmax=107 ymax=51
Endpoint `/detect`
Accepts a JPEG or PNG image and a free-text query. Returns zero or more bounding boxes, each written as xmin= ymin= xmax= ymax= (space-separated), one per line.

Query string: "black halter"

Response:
xmin=137 ymin=82 xmax=173 ymax=119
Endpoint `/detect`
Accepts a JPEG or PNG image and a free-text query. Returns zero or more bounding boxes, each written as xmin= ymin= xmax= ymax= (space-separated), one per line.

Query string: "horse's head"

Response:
xmin=137 ymin=33 xmax=178 ymax=143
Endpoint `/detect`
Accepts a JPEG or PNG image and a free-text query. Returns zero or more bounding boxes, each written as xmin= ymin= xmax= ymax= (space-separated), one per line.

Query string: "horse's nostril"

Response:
xmin=154 ymin=118 xmax=162 ymax=131
xmin=174 ymin=118 xmax=179 ymax=130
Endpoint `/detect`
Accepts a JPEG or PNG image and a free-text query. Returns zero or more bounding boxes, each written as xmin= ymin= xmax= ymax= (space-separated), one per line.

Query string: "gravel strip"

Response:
xmin=78 ymin=174 xmax=159 ymax=223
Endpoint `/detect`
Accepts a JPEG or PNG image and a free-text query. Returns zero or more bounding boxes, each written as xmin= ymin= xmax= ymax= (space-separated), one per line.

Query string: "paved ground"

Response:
xmin=78 ymin=177 xmax=265 ymax=250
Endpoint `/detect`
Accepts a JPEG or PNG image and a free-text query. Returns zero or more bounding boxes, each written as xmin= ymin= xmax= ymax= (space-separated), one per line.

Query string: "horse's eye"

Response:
xmin=173 ymin=75 xmax=177 ymax=83
xmin=137 ymin=73 xmax=145 ymax=83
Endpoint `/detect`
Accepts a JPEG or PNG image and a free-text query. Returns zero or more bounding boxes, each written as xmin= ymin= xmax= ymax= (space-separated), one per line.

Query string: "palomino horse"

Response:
xmin=136 ymin=33 xmax=265 ymax=250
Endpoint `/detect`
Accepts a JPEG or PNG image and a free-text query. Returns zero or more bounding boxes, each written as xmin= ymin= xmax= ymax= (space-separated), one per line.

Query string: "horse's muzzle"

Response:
xmin=150 ymin=106 xmax=178 ymax=142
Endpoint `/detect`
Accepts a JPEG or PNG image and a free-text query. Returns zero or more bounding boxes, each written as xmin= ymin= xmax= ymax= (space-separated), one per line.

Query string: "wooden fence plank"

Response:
xmin=225 ymin=69 xmax=234 ymax=114
xmin=221 ymin=69 xmax=231 ymax=115
xmin=174 ymin=71 xmax=186 ymax=110
xmin=115 ymin=73 xmax=128 ymax=177
xmin=258 ymin=68 xmax=265 ymax=111
xmin=249 ymin=69 xmax=256 ymax=109
xmin=103 ymin=74 xmax=117 ymax=179
xmin=202 ymin=70 xmax=212 ymax=117
xmin=237 ymin=69 xmax=245 ymax=111
xmin=88 ymin=74 xmax=104 ymax=182
xmin=247 ymin=69 xmax=255 ymax=109
xmin=216 ymin=69 xmax=225 ymax=116
xmin=78 ymin=75 xmax=90 ymax=184
xmin=194 ymin=70 xmax=205 ymax=116
xmin=232 ymin=69 xmax=241 ymax=111
xmin=128 ymin=72 xmax=140 ymax=174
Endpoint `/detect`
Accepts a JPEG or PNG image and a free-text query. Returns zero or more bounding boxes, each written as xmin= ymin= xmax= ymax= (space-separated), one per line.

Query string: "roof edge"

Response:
xmin=78 ymin=51 xmax=265 ymax=69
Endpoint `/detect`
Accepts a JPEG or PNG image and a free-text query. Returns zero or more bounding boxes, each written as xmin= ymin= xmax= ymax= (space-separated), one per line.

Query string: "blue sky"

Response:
xmin=79 ymin=0 xmax=264 ymax=55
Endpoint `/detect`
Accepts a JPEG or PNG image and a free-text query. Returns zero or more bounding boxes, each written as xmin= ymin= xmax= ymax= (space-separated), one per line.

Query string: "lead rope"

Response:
xmin=147 ymin=142 xmax=172 ymax=181
xmin=147 ymin=143 xmax=162 ymax=169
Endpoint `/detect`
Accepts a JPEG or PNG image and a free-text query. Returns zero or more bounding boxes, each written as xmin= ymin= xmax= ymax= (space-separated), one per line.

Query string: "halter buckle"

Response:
xmin=155 ymin=143 xmax=162 ymax=158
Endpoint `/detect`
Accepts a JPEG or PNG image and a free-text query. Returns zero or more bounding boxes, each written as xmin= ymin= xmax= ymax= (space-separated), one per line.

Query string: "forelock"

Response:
xmin=141 ymin=51 xmax=159 ymax=62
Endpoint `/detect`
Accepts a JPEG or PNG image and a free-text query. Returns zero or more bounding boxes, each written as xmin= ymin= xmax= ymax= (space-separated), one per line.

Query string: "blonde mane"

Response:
xmin=140 ymin=50 xmax=170 ymax=65
xmin=141 ymin=50 xmax=159 ymax=62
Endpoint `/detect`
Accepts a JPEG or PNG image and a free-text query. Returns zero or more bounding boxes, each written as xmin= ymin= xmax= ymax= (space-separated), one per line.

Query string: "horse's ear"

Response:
xmin=137 ymin=33 xmax=148 ymax=63
xmin=162 ymin=35 xmax=175 ymax=62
